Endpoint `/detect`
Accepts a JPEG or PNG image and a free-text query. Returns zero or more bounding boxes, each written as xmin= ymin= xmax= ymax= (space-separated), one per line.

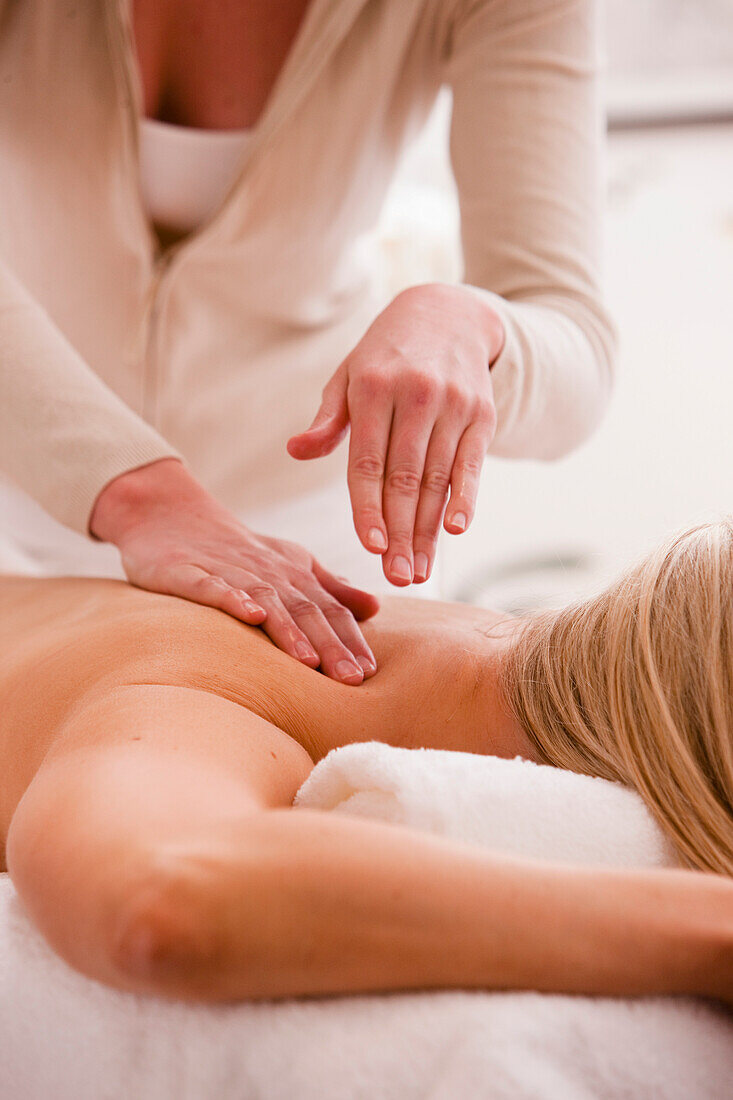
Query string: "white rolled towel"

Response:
xmin=2 ymin=742 xmax=731 ymax=1100
xmin=294 ymin=741 xmax=679 ymax=870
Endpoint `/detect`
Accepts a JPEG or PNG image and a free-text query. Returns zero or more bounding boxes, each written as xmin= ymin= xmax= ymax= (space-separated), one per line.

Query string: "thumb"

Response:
xmin=312 ymin=559 xmax=380 ymax=621
xmin=287 ymin=366 xmax=350 ymax=460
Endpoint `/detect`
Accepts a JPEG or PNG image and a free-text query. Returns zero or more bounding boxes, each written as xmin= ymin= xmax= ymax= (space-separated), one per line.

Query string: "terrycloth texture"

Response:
xmin=0 ymin=746 xmax=730 ymax=1099
xmin=295 ymin=741 xmax=680 ymax=868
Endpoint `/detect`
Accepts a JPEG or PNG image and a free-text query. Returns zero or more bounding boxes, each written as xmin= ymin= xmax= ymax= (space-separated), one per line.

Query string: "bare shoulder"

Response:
xmin=0 ymin=576 xmax=315 ymax=872
xmin=0 ymin=575 xmax=269 ymax=789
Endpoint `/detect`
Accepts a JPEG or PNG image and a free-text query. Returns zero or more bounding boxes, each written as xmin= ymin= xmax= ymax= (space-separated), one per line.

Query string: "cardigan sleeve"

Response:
xmin=0 ymin=259 xmax=181 ymax=535
xmin=443 ymin=0 xmax=617 ymax=459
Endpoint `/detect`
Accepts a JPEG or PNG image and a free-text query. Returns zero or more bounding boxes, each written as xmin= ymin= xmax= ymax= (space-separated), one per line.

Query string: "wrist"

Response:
xmin=396 ymin=282 xmax=505 ymax=366
xmin=89 ymin=458 xmax=202 ymax=545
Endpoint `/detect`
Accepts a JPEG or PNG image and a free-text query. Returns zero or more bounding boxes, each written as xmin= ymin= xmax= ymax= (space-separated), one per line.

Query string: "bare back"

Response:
xmin=0 ymin=574 xmax=527 ymax=872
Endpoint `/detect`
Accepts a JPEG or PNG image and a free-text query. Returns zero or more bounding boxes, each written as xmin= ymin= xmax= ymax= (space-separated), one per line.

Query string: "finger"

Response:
xmin=411 ymin=417 xmax=459 ymax=583
xmin=287 ymin=363 xmax=350 ymax=460
xmin=278 ymin=586 xmax=368 ymax=685
xmin=292 ymin=569 xmax=378 ymax=678
xmin=230 ymin=577 xmax=325 ymax=668
xmin=444 ymin=419 xmax=493 ymax=535
xmin=381 ymin=386 xmax=437 ymax=586
xmin=312 ymin=559 xmax=380 ymax=622
xmin=347 ymin=375 xmax=394 ymax=554
xmin=163 ymin=563 xmax=268 ymax=625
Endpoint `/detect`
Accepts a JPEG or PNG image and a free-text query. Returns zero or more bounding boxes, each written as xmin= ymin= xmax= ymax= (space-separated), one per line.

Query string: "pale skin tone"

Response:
xmin=2 ymin=575 xmax=732 ymax=1006
xmin=89 ymin=0 xmax=505 ymax=682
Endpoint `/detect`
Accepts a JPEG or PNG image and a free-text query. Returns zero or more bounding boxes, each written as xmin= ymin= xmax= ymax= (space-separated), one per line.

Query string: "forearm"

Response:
xmin=0 ymin=259 xmax=179 ymax=534
xmin=117 ymin=807 xmax=733 ymax=1004
xmin=465 ymin=288 xmax=617 ymax=460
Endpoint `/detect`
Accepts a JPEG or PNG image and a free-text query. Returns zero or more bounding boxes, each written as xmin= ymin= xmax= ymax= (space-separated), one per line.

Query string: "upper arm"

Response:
xmin=0 ymin=256 xmax=176 ymax=535
xmin=442 ymin=0 xmax=616 ymax=458
xmin=444 ymin=0 xmax=604 ymax=302
xmin=5 ymin=683 xmax=313 ymax=989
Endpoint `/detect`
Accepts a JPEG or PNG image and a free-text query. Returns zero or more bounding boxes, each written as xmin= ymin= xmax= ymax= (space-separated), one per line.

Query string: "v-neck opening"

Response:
xmin=106 ymin=0 xmax=368 ymax=261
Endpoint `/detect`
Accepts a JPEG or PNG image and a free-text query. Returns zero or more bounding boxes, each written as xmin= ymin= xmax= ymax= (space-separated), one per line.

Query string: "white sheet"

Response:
xmin=0 ymin=744 xmax=730 ymax=1099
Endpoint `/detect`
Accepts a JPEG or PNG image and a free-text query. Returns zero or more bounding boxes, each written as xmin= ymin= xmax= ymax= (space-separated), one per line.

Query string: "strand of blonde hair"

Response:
xmin=502 ymin=520 xmax=733 ymax=876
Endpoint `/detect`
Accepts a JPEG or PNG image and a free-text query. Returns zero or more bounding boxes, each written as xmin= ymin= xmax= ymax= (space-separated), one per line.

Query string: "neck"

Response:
xmin=302 ymin=599 xmax=542 ymax=766
xmin=463 ymin=615 xmax=543 ymax=764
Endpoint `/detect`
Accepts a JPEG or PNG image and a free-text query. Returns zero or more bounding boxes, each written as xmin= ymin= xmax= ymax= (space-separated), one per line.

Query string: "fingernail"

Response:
xmin=296 ymin=642 xmax=318 ymax=662
xmin=450 ymin=512 xmax=467 ymax=533
xmin=390 ymin=555 xmax=412 ymax=582
xmin=356 ymin=655 xmax=376 ymax=675
xmin=336 ymin=659 xmax=363 ymax=683
xmin=367 ymin=527 xmax=388 ymax=552
xmin=414 ymin=552 xmax=429 ymax=581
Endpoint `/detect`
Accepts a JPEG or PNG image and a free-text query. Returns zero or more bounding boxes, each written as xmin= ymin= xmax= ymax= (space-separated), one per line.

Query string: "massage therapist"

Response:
xmin=0 ymin=0 xmax=614 ymax=684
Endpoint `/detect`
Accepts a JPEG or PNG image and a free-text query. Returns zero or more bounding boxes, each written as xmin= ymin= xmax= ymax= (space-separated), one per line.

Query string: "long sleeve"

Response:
xmin=0 ymin=260 xmax=181 ymax=535
xmin=444 ymin=0 xmax=617 ymax=459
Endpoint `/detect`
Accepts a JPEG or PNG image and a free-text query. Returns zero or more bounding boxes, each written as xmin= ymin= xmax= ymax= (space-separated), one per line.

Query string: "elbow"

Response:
xmin=571 ymin=310 xmax=618 ymax=452
xmin=109 ymin=833 xmax=298 ymax=1003
xmin=491 ymin=295 xmax=618 ymax=463
xmin=110 ymin=861 xmax=220 ymax=1000
xmin=542 ymin=303 xmax=618 ymax=461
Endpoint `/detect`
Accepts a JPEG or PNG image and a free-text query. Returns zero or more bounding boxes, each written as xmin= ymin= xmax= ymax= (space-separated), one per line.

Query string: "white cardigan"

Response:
xmin=0 ymin=0 xmax=615 ymax=536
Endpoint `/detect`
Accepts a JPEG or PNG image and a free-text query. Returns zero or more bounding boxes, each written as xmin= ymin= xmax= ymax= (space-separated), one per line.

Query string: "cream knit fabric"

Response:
xmin=0 ymin=0 xmax=615 ymax=536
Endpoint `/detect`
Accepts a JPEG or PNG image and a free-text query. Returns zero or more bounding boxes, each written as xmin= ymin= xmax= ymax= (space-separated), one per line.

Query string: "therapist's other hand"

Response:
xmin=89 ymin=458 xmax=380 ymax=685
xmin=287 ymin=282 xmax=503 ymax=586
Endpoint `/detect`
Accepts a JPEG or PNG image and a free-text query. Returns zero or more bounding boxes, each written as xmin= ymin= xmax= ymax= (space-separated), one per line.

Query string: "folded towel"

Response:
xmin=0 ymin=744 xmax=730 ymax=1100
xmin=294 ymin=741 xmax=679 ymax=869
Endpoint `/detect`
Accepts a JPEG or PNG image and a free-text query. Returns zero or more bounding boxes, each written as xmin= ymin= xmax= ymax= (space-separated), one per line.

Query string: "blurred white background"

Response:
xmin=375 ymin=1 xmax=733 ymax=610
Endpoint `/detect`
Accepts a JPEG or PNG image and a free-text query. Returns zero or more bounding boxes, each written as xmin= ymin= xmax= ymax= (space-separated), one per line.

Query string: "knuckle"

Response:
xmin=444 ymin=382 xmax=471 ymax=411
xmin=386 ymin=527 xmax=413 ymax=548
xmin=290 ymin=567 xmax=316 ymax=591
xmin=321 ymin=599 xmax=354 ymax=624
xmin=354 ymin=507 xmax=385 ymax=526
xmin=351 ymin=453 xmax=385 ymax=480
xmin=354 ymin=371 xmax=389 ymax=400
xmin=353 ymin=512 xmax=386 ymax=537
xmin=405 ymin=371 xmax=438 ymax=406
xmin=385 ymin=466 xmax=422 ymax=495
xmin=194 ymin=574 xmax=226 ymax=593
xmin=284 ymin=593 xmax=319 ymax=618
xmin=457 ymin=455 xmax=483 ymax=478
xmin=474 ymin=397 xmax=497 ymax=430
xmin=421 ymin=464 xmax=452 ymax=495
xmin=247 ymin=581 xmax=277 ymax=602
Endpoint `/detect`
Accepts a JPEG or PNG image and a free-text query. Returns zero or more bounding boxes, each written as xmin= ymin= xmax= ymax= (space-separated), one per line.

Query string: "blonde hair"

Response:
xmin=502 ymin=519 xmax=733 ymax=876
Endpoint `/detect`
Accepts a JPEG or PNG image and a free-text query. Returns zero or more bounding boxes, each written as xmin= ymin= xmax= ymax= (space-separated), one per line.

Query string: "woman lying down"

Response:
xmin=1 ymin=520 xmax=732 ymax=1006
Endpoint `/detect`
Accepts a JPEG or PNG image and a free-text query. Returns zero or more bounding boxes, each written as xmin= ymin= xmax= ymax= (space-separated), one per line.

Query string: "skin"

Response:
xmin=287 ymin=282 xmax=504 ymax=585
xmin=89 ymin=0 xmax=506 ymax=681
xmin=2 ymin=575 xmax=732 ymax=1006
xmin=0 ymin=572 xmax=529 ymax=872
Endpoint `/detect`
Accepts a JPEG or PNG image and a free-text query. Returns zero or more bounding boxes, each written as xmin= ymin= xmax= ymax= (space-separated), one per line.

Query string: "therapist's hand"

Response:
xmin=287 ymin=282 xmax=503 ymax=586
xmin=89 ymin=458 xmax=379 ymax=685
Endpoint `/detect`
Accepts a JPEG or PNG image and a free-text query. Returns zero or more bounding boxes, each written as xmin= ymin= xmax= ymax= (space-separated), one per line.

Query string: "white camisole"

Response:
xmin=139 ymin=117 xmax=253 ymax=233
